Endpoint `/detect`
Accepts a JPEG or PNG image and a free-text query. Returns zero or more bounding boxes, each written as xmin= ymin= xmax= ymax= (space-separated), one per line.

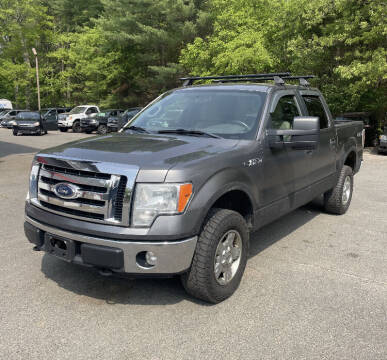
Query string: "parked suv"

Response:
xmin=12 ymin=111 xmax=47 ymax=136
xmin=58 ymin=105 xmax=99 ymax=133
xmin=107 ymin=107 xmax=142 ymax=132
xmin=24 ymin=73 xmax=363 ymax=303
xmin=81 ymin=109 xmax=124 ymax=135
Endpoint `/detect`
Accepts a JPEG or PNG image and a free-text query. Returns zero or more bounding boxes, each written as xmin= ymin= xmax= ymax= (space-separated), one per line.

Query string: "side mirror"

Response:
xmin=267 ymin=116 xmax=320 ymax=150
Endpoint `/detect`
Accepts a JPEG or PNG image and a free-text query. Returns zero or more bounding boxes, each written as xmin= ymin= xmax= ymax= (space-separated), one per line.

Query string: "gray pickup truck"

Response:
xmin=24 ymin=73 xmax=363 ymax=303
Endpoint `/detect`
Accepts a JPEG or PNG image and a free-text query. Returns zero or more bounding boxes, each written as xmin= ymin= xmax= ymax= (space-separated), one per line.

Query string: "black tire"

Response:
xmin=181 ymin=208 xmax=249 ymax=304
xmin=59 ymin=128 xmax=68 ymax=132
xmin=37 ymin=127 xmax=42 ymax=136
xmin=72 ymin=121 xmax=81 ymax=133
xmin=324 ymin=165 xmax=353 ymax=215
xmin=13 ymin=129 xmax=18 ymax=136
xmin=85 ymin=130 xmax=92 ymax=134
xmin=97 ymin=124 xmax=107 ymax=135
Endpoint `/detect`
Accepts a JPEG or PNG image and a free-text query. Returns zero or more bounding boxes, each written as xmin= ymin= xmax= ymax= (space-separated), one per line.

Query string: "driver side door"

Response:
xmin=260 ymin=90 xmax=313 ymax=216
xmin=45 ymin=110 xmax=58 ymax=130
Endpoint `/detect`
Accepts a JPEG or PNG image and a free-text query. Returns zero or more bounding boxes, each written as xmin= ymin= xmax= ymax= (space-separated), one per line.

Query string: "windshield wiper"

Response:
xmin=158 ymin=128 xmax=221 ymax=139
xmin=125 ymin=125 xmax=149 ymax=133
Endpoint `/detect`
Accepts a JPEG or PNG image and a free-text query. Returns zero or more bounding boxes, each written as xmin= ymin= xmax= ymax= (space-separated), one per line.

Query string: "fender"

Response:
xmin=187 ymin=167 xmax=258 ymax=235
xmin=336 ymin=136 xmax=357 ymax=174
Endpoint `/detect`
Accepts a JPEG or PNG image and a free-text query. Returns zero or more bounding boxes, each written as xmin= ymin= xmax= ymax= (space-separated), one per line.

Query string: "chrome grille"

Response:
xmin=33 ymin=163 xmax=130 ymax=226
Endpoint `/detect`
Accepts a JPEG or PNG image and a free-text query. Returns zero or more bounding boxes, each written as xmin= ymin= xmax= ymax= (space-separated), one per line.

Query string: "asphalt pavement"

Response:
xmin=0 ymin=129 xmax=386 ymax=360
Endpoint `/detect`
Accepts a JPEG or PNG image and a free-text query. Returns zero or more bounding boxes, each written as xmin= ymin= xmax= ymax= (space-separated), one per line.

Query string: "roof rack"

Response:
xmin=180 ymin=73 xmax=291 ymax=86
xmin=211 ymin=75 xmax=315 ymax=86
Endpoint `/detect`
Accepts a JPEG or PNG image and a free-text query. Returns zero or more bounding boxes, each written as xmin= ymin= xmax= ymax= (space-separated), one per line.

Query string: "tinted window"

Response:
xmin=128 ymin=90 xmax=266 ymax=139
xmin=270 ymin=95 xmax=300 ymax=129
xmin=302 ymin=95 xmax=329 ymax=129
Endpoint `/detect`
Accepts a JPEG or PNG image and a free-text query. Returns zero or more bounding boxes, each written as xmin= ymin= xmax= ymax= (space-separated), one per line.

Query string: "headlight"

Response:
xmin=132 ymin=183 xmax=193 ymax=227
xmin=33 ymin=121 xmax=40 ymax=126
xmin=27 ymin=159 xmax=40 ymax=201
xmin=69 ymin=115 xmax=72 ymax=120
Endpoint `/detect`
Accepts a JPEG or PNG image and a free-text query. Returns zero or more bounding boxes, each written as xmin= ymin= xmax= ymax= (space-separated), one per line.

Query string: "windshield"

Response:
xmin=69 ymin=106 xmax=87 ymax=114
xmin=16 ymin=112 xmax=40 ymax=119
xmin=125 ymin=89 xmax=266 ymax=139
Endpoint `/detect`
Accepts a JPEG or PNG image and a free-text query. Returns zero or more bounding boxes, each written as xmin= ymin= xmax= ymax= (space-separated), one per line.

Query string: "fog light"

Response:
xmin=145 ymin=251 xmax=157 ymax=266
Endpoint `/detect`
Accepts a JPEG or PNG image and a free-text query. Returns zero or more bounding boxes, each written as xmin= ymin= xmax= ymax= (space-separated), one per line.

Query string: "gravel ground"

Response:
xmin=0 ymin=129 xmax=386 ymax=360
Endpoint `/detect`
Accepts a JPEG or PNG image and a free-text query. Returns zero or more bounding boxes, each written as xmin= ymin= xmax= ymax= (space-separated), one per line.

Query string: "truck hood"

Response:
xmin=37 ymin=132 xmax=240 ymax=171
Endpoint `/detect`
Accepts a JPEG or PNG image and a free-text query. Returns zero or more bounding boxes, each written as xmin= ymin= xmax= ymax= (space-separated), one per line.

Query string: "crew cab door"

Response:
xmin=299 ymin=91 xmax=336 ymax=186
xmin=260 ymin=90 xmax=312 ymax=207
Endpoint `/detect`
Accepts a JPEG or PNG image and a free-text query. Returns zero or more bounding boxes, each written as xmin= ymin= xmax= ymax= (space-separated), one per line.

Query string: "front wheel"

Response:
xmin=181 ymin=208 xmax=249 ymax=304
xmin=13 ymin=129 xmax=18 ymax=136
xmin=324 ymin=165 xmax=353 ymax=215
xmin=72 ymin=121 xmax=81 ymax=133
xmin=97 ymin=124 xmax=107 ymax=135
xmin=59 ymin=128 xmax=68 ymax=132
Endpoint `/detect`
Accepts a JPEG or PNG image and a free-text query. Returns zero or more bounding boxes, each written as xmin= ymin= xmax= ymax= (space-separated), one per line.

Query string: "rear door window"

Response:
xmin=302 ymin=95 xmax=329 ymax=129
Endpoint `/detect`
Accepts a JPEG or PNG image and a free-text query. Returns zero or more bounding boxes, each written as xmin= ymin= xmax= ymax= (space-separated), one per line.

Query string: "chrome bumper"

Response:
xmin=25 ymin=215 xmax=197 ymax=274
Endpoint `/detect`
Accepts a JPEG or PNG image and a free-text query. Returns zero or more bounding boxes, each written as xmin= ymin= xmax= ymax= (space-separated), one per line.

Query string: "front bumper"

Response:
xmin=25 ymin=215 xmax=197 ymax=275
xmin=15 ymin=126 xmax=40 ymax=134
xmin=81 ymin=122 xmax=98 ymax=131
xmin=107 ymin=124 xmax=118 ymax=132
xmin=58 ymin=122 xmax=70 ymax=128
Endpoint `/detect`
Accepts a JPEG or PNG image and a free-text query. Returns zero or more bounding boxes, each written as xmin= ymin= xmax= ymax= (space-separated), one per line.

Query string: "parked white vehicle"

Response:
xmin=0 ymin=99 xmax=13 ymax=110
xmin=58 ymin=105 xmax=99 ymax=133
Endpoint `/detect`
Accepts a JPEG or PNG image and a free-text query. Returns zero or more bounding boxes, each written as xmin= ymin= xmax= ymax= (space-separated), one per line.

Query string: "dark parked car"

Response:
xmin=39 ymin=108 xmax=72 ymax=131
xmin=24 ymin=73 xmax=364 ymax=303
xmin=378 ymin=126 xmax=387 ymax=154
xmin=107 ymin=107 xmax=142 ymax=132
xmin=12 ymin=111 xmax=47 ymax=136
xmin=1 ymin=109 xmax=29 ymax=128
xmin=81 ymin=109 xmax=124 ymax=135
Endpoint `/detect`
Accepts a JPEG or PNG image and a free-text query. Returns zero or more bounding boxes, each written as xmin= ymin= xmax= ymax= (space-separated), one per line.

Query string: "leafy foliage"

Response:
xmin=0 ymin=0 xmax=385 ymax=125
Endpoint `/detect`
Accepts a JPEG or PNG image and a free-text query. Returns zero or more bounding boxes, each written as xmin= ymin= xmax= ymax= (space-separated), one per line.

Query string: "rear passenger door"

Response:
xmin=300 ymin=91 xmax=336 ymax=185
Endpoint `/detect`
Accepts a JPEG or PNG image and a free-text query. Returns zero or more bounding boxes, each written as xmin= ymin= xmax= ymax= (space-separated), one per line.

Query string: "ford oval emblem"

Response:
xmin=53 ymin=182 xmax=80 ymax=200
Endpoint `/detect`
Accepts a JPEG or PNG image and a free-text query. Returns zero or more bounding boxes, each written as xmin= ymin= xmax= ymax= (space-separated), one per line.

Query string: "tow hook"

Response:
xmin=98 ymin=268 xmax=113 ymax=276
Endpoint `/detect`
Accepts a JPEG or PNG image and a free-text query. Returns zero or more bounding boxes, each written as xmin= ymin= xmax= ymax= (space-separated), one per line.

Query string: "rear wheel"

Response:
xmin=181 ymin=208 xmax=249 ymax=303
xmin=85 ymin=130 xmax=92 ymax=134
xmin=97 ymin=124 xmax=107 ymax=135
xmin=324 ymin=165 xmax=353 ymax=215
xmin=59 ymin=128 xmax=68 ymax=132
xmin=72 ymin=121 xmax=81 ymax=133
xmin=13 ymin=129 xmax=18 ymax=136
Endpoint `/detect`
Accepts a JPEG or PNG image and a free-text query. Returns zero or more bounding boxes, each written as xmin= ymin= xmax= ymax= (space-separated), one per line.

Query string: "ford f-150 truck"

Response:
xmin=24 ymin=73 xmax=363 ymax=303
xmin=58 ymin=105 xmax=100 ymax=133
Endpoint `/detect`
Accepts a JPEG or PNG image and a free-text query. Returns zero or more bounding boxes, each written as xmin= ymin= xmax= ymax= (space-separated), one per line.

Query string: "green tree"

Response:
xmin=181 ymin=0 xmax=387 ymax=121
xmin=0 ymin=0 xmax=53 ymax=108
